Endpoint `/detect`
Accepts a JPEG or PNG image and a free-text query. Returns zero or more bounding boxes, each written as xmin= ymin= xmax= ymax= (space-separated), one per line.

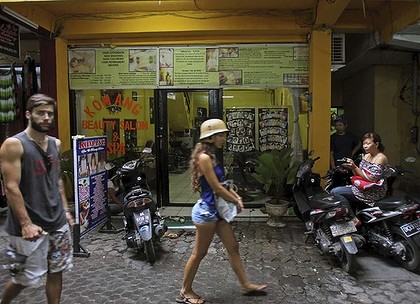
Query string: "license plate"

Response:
xmin=330 ymin=221 xmax=357 ymax=237
xmin=400 ymin=219 xmax=420 ymax=238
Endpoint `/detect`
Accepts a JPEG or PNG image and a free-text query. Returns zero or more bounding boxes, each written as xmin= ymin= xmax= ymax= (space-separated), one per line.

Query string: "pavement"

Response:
xmin=0 ymin=212 xmax=420 ymax=304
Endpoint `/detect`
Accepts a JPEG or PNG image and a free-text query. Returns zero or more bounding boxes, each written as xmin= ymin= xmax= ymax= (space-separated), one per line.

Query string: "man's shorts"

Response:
xmin=7 ymin=223 xmax=73 ymax=286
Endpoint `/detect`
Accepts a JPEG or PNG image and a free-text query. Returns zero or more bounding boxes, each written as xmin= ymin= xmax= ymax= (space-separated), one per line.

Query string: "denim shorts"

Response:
xmin=7 ymin=223 xmax=73 ymax=286
xmin=191 ymin=199 xmax=220 ymax=224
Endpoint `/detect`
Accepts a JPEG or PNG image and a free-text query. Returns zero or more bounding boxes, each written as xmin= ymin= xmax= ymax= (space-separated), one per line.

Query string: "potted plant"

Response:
xmin=252 ymin=148 xmax=298 ymax=227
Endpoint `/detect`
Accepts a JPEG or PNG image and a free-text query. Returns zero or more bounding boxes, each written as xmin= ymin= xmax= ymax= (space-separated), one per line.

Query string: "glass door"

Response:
xmin=155 ymin=89 xmax=222 ymax=206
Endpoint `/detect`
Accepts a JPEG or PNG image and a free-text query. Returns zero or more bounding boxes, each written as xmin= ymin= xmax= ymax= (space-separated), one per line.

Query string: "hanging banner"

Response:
xmin=68 ymin=48 xmax=157 ymax=89
xmin=73 ymin=136 xmax=108 ymax=237
xmin=0 ymin=19 xmax=19 ymax=58
xmin=69 ymin=44 xmax=308 ymax=90
xmin=225 ymin=108 xmax=256 ymax=152
xmin=218 ymin=45 xmax=308 ymax=87
xmin=257 ymin=107 xmax=288 ymax=152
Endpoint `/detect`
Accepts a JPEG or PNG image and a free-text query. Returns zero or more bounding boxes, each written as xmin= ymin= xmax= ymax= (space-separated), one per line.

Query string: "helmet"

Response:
xmin=199 ymin=118 xmax=229 ymax=140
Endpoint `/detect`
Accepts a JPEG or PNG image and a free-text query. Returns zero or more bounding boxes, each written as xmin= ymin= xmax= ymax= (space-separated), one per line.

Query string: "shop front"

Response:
xmin=69 ymin=44 xmax=309 ymax=207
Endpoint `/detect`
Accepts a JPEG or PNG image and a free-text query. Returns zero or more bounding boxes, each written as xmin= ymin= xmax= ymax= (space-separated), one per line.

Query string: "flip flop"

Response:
xmin=163 ymin=231 xmax=184 ymax=239
xmin=169 ymin=216 xmax=186 ymax=223
xmin=176 ymin=292 xmax=206 ymax=304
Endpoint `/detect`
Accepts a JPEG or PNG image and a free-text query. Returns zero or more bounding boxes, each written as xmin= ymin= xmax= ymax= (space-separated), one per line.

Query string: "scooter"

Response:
xmin=326 ymin=163 xmax=420 ymax=272
xmin=116 ymin=152 xmax=167 ymax=263
xmin=293 ymin=156 xmax=364 ymax=273
xmin=351 ymin=167 xmax=420 ymax=273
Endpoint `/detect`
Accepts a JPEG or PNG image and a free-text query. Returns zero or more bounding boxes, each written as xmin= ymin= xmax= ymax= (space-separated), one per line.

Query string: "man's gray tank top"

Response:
xmin=5 ymin=131 xmax=66 ymax=236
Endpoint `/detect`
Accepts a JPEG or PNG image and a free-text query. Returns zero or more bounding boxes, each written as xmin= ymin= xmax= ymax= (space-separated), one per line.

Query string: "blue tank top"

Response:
xmin=200 ymin=163 xmax=224 ymax=213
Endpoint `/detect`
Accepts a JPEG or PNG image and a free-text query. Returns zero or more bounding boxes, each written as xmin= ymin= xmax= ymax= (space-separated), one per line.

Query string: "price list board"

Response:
xmin=225 ymin=108 xmax=256 ymax=152
xmin=257 ymin=108 xmax=288 ymax=152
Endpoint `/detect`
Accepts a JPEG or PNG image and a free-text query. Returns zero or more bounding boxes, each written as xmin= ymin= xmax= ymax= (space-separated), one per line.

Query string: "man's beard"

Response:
xmin=30 ymin=117 xmax=54 ymax=133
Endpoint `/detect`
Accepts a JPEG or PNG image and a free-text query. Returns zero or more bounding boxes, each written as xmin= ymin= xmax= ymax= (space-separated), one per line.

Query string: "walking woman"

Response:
xmin=177 ymin=119 xmax=267 ymax=304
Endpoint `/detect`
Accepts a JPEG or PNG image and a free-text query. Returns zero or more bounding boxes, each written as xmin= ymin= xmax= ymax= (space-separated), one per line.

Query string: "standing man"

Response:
xmin=0 ymin=93 xmax=74 ymax=304
xmin=330 ymin=115 xmax=361 ymax=168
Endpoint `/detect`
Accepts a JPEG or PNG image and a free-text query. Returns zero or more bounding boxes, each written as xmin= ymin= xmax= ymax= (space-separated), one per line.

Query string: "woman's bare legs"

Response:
xmin=181 ymin=221 xmax=217 ymax=301
xmin=216 ymin=220 xmax=267 ymax=292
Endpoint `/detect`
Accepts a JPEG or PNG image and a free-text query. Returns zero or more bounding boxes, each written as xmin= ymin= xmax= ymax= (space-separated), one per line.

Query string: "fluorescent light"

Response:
xmin=1 ymin=6 xmax=39 ymax=30
xmin=222 ymin=95 xmax=234 ymax=99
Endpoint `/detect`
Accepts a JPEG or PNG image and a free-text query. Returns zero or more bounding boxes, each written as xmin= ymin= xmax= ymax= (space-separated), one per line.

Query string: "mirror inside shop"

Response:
xmin=74 ymin=88 xmax=309 ymax=206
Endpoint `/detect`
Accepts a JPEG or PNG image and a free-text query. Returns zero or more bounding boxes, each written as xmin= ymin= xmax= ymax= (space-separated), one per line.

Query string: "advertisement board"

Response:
xmin=73 ymin=136 xmax=108 ymax=238
xmin=69 ymin=44 xmax=308 ymax=89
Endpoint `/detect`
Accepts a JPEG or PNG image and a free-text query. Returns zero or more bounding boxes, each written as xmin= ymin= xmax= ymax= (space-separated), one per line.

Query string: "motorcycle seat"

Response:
xmin=375 ymin=196 xmax=406 ymax=211
xmin=310 ymin=193 xmax=343 ymax=209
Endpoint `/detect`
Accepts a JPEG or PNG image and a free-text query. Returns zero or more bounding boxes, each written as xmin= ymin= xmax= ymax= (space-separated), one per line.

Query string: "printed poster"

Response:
xmin=0 ymin=19 xmax=19 ymax=58
xmin=257 ymin=108 xmax=288 ymax=152
xmin=225 ymin=108 xmax=256 ymax=152
xmin=73 ymin=136 xmax=108 ymax=237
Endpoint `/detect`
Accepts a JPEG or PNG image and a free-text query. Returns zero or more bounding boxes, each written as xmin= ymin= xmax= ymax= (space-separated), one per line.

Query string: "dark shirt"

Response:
xmin=5 ymin=132 xmax=66 ymax=236
xmin=330 ymin=132 xmax=360 ymax=165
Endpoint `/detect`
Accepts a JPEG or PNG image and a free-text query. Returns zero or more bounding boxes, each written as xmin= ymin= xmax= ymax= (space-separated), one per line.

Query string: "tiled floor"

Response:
xmin=168 ymin=170 xmax=200 ymax=204
xmin=166 ymin=170 xmax=269 ymax=222
xmin=160 ymin=205 xmax=268 ymax=222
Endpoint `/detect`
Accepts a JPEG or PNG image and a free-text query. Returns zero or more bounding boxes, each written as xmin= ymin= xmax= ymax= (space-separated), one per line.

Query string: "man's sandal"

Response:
xmin=176 ymin=292 xmax=206 ymax=304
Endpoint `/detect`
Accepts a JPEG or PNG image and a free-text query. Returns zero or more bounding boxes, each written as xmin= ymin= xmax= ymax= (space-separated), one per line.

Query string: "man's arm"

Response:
xmin=330 ymin=151 xmax=336 ymax=168
xmin=56 ymin=138 xmax=74 ymax=227
xmin=0 ymin=137 xmax=44 ymax=240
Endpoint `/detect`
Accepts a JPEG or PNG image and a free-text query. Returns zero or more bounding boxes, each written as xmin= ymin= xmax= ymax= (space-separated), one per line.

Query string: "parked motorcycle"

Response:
xmin=293 ymin=156 xmax=364 ymax=273
xmin=112 ymin=150 xmax=167 ymax=263
xmin=326 ymin=162 xmax=420 ymax=272
xmin=352 ymin=167 xmax=420 ymax=273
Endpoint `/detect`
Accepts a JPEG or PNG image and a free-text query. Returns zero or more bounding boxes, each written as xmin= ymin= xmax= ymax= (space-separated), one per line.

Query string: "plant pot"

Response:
xmin=265 ymin=200 xmax=289 ymax=228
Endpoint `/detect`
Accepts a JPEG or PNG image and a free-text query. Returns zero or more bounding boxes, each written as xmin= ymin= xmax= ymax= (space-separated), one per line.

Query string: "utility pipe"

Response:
xmin=413 ymin=53 xmax=419 ymax=116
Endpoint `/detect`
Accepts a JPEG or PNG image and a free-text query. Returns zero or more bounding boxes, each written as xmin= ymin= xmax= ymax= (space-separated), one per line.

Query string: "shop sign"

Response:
xmin=0 ymin=19 xmax=19 ymax=58
xmin=69 ymin=44 xmax=309 ymax=90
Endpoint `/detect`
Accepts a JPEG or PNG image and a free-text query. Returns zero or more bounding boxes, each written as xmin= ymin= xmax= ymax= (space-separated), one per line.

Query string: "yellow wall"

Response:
xmin=55 ymin=38 xmax=71 ymax=151
xmin=309 ymin=30 xmax=332 ymax=174
xmin=375 ymin=65 xmax=420 ymax=191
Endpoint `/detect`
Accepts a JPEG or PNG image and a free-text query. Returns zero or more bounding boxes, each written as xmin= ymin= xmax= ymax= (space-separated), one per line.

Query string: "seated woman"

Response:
xmin=331 ymin=132 xmax=391 ymax=217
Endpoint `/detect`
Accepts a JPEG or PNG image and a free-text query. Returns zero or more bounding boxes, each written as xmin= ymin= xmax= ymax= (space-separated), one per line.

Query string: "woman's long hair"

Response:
xmin=189 ymin=142 xmax=215 ymax=193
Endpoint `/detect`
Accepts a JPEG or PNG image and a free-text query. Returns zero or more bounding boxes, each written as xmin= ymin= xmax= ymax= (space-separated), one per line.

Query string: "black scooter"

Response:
xmin=114 ymin=151 xmax=167 ymax=263
xmin=293 ymin=156 xmax=364 ymax=273
xmin=333 ymin=166 xmax=420 ymax=273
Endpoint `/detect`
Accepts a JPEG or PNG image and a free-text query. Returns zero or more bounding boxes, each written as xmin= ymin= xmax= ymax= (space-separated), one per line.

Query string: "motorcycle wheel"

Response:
xmin=144 ymin=239 xmax=156 ymax=263
xmin=339 ymin=242 xmax=357 ymax=273
xmin=391 ymin=227 xmax=420 ymax=273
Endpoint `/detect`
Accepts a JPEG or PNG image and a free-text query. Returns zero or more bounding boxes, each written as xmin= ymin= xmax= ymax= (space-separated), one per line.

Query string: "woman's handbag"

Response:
xmin=215 ymin=196 xmax=237 ymax=222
